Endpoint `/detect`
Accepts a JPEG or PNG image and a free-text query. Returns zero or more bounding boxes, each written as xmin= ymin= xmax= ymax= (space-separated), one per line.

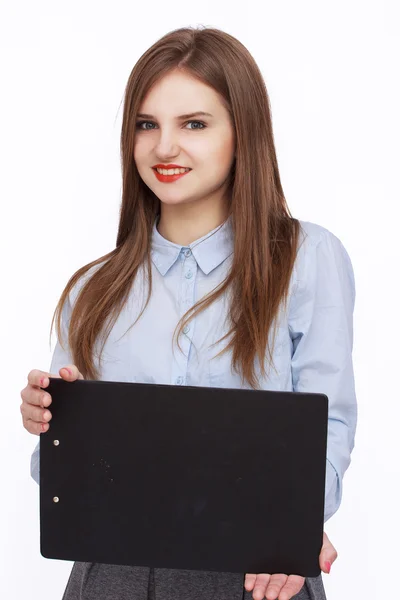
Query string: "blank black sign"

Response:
xmin=40 ymin=378 xmax=328 ymax=577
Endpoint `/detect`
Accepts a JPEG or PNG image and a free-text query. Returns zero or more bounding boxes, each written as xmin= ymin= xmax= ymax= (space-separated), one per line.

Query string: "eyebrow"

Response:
xmin=136 ymin=111 xmax=214 ymax=120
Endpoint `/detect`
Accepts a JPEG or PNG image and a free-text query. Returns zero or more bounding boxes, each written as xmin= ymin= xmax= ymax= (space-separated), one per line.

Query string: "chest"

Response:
xmin=97 ymin=259 xmax=295 ymax=391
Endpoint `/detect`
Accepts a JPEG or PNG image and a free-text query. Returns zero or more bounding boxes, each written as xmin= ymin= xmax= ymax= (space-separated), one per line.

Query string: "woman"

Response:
xmin=20 ymin=26 xmax=356 ymax=600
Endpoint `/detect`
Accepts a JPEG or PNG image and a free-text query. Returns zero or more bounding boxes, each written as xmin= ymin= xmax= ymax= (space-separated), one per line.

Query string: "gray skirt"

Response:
xmin=62 ymin=563 xmax=327 ymax=600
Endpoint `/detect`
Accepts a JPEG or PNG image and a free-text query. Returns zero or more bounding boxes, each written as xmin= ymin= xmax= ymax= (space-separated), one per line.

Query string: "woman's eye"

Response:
xmin=136 ymin=121 xmax=154 ymax=130
xmin=186 ymin=120 xmax=206 ymax=130
xmin=135 ymin=120 xmax=206 ymax=131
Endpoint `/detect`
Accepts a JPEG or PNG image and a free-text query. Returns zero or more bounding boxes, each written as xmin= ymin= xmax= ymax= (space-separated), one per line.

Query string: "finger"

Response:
xmin=252 ymin=574 xmax=271 ymax=600
xmin=277 ymin=575 xmax=305 ymax=600
xmin=24 ymin=418 xmax=50 ymax=435
xmin=21 ymin=386 xmax=52 ymax=408
xmin=20 ymin=402 xmax=52 ymax=425
xmin=319 ymin=531 xmax=338 ymax=574
xmin=265 ymin=574 xmax=287 ymax=600
xmin=244 ymin=574 xmax=257 ymax=591
xmin=27 ymin=369 xmax=57 ymax=389
xmin=59 ymin=365 xmax=84 ymax=381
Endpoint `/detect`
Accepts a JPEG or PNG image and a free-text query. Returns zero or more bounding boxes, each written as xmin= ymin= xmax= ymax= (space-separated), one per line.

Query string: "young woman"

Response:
xmin=20 ymin=26 xmax=356 ymax=600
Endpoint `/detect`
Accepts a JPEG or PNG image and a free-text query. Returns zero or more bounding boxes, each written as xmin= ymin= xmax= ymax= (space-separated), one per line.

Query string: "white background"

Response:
xmin=1 ymin=1 xmax=399 ymax=598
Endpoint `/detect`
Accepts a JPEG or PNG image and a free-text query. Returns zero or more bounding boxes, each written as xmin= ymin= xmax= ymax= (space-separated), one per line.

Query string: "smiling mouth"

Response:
xmin=152 ymin=167 xmax=192 ymax=175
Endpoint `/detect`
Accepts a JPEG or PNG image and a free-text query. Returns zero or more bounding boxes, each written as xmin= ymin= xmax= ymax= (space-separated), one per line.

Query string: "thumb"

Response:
xmin=59 ymin=364 xmax=84 ymax=381
xmin=319 ymin=531 xmax=338 ymax=574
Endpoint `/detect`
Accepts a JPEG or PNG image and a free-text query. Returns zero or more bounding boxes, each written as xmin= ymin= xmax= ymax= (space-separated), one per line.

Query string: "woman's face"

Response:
xmin=133 ymin=69 xmax=236 ymax=210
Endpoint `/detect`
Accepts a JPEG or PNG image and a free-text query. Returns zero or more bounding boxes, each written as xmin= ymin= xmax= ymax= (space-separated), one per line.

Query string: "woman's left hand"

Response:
xmin=244 ymin=531 xmax=338 ymax=600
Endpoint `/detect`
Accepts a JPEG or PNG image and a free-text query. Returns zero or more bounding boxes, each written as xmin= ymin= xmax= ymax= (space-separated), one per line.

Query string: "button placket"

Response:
xmin=181 ymin=254 xmax=197 ymax=351
xmin=171 ymin=252 xmax=197 ymax=386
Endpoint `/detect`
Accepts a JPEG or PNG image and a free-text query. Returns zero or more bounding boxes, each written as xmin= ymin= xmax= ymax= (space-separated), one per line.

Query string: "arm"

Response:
xmin=288 ymin=225 xmax=357 ymax=522
xmin=30 ymin=292 xmax=74 ymax=485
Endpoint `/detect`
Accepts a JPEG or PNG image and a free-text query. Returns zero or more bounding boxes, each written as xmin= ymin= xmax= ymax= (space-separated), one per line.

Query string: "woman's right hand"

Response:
xmin=20 ymin=365 xmax=84 ymax=435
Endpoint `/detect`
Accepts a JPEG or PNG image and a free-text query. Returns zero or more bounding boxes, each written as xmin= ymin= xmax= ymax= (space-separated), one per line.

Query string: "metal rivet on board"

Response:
xmin=53 ymin=496 xmax=59 ymax=503
xmin=53 ymin=440 xmax=60 ymax=446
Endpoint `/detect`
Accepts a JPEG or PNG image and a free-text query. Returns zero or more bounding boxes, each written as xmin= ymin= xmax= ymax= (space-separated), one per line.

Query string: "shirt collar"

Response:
xmin=151 ymin=216 xmax=234 ymax=276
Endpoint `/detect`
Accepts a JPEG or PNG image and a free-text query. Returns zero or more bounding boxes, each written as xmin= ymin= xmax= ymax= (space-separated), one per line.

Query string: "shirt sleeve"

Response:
xmin=288 ymin=226 xmax=357 ymax=522
xmin=30 ymin=292 xmax=74 ymax=485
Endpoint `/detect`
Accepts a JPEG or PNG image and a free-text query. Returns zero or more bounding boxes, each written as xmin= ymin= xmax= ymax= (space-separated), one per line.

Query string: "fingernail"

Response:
xmin=63 ymin=368 xmax=72 ymax=376
xmin=40 ymin=377 xmax=44 ymax=386
xmin=324 ymin=561 xmax=331 ymax=574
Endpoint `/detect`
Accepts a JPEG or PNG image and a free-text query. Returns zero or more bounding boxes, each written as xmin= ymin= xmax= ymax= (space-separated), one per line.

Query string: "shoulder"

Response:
xmin=291 ymin=219 xmax=355 ymax=292
xmin=297 ymin=219 xmax=339 ymax=248
xmin=295 ymin=219 xmax=352 ymax=261
xmin=68 ymin=260 xmax=108 ymax=307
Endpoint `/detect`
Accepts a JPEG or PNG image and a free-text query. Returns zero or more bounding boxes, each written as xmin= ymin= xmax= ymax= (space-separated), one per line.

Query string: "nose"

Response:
xmin=155 ymin=128 xmax=180 ymax=159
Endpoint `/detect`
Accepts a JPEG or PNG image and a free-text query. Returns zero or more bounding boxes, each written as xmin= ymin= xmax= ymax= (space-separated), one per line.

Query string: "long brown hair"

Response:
xmin=50 ymin=26 xmax=300 ymax=389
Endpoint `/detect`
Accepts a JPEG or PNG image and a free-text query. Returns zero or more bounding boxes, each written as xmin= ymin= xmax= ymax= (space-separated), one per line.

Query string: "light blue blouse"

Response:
xmin=30 ymin=218 xmax=357 ymax=523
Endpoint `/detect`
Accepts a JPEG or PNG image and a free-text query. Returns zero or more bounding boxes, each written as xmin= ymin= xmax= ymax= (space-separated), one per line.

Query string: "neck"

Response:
xmin=157 ymin=195 xmax=229 ymax=246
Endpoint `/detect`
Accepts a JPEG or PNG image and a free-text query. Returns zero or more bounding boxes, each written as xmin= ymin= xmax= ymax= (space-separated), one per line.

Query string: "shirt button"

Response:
xmin=175 ymin=376 xmax=184 ymax=385
xmin=183 ymin=325 xmax=190 ymax=334
xmin=184 ymin=249 xmax=191 ymax=257
xmin=185 ymin=270 xmax=193 ymax=279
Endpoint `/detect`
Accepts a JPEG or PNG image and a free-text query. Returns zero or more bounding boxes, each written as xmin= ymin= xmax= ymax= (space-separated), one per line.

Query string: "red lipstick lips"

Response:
xmin=152 ymin=164 xmax=192 ymax=183
xmin=152 ymin=164 xmax=190 ymax=169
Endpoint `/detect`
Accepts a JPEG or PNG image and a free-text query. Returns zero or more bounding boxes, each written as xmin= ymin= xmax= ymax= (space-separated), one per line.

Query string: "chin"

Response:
xmin=157 ymin=195 xmax=196 ymax=207
xmin=148 ymin=185 xmax=197 ymax=206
